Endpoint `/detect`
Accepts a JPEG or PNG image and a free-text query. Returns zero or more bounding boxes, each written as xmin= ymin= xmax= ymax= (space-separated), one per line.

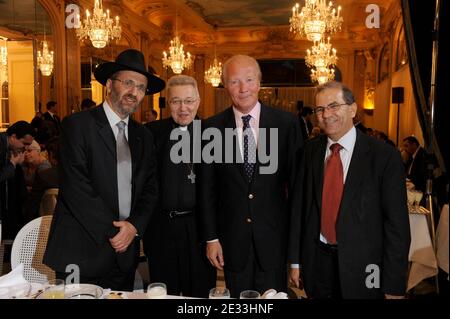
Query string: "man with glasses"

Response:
xmin=44 ymin=49 xmax=164 ymax=290
xmin=143 ymin=75 xmax=216 ymax=297
xmin=1 ymin=121 xmax=34 ymax=239
xmin=288 ymin=81 xmax=410 ymax=299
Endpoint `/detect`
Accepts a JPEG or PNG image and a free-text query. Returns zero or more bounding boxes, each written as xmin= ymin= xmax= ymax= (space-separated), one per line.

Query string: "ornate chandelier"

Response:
xmin=290 ymin=0 xmax=343 ymax=42
xmin=305 ymin=37 xmax=337 ymax=69
xmin=204 ymin=58 xmax=222 ymax=87
xmin=162 ymin=36 xmax=193 ymax=74
xmin=305 ymin=37 xmax=337 ymax=84
xmin=76 ymin=0 xmax=121 ymax=49
xmin=311 ymin=66 xmax=335 ymax=84
xmin=37 ymin=40 xmax=54 ymax=76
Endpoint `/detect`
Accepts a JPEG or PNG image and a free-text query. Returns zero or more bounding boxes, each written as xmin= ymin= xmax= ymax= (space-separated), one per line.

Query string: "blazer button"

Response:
xmin=248 ymin=194 xmax=254 ymax=199
xmin=246 ymin=218 xmax=252 ymax=223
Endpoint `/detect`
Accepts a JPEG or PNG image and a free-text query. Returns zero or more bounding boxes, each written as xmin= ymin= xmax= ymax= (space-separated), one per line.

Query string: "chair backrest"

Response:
xmin=10 ymin=216 xmax=55 ymax=284
xmin=39 ymin=188 xmax=59 ymax=216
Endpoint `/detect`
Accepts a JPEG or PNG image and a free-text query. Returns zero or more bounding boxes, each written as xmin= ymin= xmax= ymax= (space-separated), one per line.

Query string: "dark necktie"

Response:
xmin=116 ymin=121 xmax=132 ymax=220
xmin=321 ymin=143 xmax=344 ymax=244
xmin=242 ymin=115 xmax=256 ymax=182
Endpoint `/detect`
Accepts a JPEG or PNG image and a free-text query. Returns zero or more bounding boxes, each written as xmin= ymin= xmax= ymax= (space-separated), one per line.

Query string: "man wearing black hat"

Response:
xmin=44 ymin=49 xmax=164 ymax=291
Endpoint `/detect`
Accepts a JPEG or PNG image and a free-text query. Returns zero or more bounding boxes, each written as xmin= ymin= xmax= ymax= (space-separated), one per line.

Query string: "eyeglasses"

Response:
xmin=111 ymin=78 xmax=147 ymax=94
xmin=169 ymin=98 xmax=198 ymax=106
xmin=313 ymin=102 xmax=348 ymax=115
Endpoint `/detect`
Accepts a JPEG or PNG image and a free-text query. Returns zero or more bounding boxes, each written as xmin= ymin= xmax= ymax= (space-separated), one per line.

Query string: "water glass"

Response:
xmin=239 ymin=290 xmax=260 ymax=299
xmin=147 ymin=282 xmax=167 ymax=299
xmin=43 ymin=279 xmax=65 ymax=299
xmin=209 ymin=287 xmax=230 ymax=299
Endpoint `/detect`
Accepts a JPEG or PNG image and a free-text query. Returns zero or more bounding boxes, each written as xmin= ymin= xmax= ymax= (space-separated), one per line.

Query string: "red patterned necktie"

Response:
xmin=321 ymin=143 xmax=344 ymax=244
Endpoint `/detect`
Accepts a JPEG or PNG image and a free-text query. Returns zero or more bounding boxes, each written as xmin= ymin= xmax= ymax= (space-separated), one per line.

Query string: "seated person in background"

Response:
xmin=22 ymin=140 xmax=51 ymax=188
xmin=25 ymin=137 xmax=59 ymax=221
xmin=1 ymin=121 xmax=34 ymax=239
xmin=80 ymin=98 xmax=96 ymax=111
xmin=142 ymin=109 xmax=158 ymax=124
xmin=375 ymin=131 xmax=396 ymax=147
xmin=403 ymin=136 xmax=427 ymax=192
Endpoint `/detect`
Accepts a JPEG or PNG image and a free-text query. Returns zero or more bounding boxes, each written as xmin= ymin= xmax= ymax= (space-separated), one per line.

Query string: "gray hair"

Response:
xmin=167 ymin=75 xmax=199 ymax=97
xmin=221 ymin=55 xmax=262 ymax=85
xmin=314 ymin=81 xmax=355 ymax=105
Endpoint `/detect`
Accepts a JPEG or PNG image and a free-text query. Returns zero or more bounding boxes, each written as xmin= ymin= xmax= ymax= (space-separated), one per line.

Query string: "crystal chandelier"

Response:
xmin=290 ymin=0 xmax=343 ymax=42
xmin=162 ymin=36 xmax=193 ymax=74
xmin=305 ymin=37 xmax=337 ymax=84
xmin=162 ymin=13 xmax=193 ymax=75
xmin=311 ymin=66 xmax=335 ymax=84
xmin=76 ymin=0 xmax=121 ymax=49
xmin=205 ymin=42 xmax=222 ymax=87
xmin=204 ymin=58 xmax=222 ymax=87
xmin=37 ymin=40 xmax=54 ymax=76
xmin=305 ymin=37 xmax=337 ymax=69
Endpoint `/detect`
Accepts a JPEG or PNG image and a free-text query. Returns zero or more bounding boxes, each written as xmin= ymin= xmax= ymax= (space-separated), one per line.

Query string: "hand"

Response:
xmin=288 ymin=268 xmax=303 ymax=289
xmin=109 ymin=221 xmax=137 ymax=253
xmin=206 ymin=241 xmax=224 ymax=270
xmin=385 ymin=294 xmax=406 ymax=299
xmin=10 ymin=151 xmax=25 ymax=166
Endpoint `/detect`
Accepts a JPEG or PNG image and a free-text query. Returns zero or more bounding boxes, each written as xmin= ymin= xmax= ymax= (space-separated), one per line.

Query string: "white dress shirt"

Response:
xmin=232 ymin=102 xmax=260 ymax=159
xmin=103 ymin=101 xmax=129 ymax=140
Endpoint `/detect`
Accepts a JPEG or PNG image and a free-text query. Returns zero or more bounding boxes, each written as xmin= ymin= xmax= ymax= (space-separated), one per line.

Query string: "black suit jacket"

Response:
xmin=407 ymin=147 xmax=427 ymax=193
xmin=298 ymin=115 xmax=312 ymax=140
xmin=200 ymin=104 xmax=303 ymax=272
xmin=43 ymin=105 xmax=158 ymax=277
xmin=289 ymin=129 xmax=410 ymax=298
xmin=43 ymin=112 xmax=61 ymax=133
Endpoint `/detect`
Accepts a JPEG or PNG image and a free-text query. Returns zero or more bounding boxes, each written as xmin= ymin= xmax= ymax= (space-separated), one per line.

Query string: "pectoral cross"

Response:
xmin=188 ymin=170 xmax=196 ymax=184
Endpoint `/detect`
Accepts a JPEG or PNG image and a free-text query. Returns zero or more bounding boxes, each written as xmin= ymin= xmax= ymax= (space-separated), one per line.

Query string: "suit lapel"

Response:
xmin=128 ymin=120 xmax=142 ymax=177
xmin=253 ymin=104 xmax=270 ymax=182
xmin=313 ymin=136 xmax=327 ymax=212
xmin=93 ymin=106 xmax=116 ymax=157
xmin=339 ymin=130 xmax=370 ymax=215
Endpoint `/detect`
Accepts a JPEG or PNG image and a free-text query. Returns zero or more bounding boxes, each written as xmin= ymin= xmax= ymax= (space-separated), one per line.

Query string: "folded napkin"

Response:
xmin=261 ymin=289 xmax=288 ymax=299
xmin=0 ymin=264 xmax=28 ymax=288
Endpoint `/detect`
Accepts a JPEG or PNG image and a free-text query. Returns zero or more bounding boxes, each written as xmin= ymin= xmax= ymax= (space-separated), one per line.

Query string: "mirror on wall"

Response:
xmin=0 ymin=0 xmax=53 ymax=128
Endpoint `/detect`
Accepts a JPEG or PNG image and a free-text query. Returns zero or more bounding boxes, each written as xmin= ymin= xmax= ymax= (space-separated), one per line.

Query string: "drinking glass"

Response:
xmin=239 ymin=290 xmax=260 ymax=299
xmin=42 ymin=279 xmax=65 ymax=299
xmin=209 ymin=287 xmax=230 ymax=299
xmin=414 ymin=190 xmax=423 ymax=208
xmin=147 ymin=283 xmax=167 ymax=299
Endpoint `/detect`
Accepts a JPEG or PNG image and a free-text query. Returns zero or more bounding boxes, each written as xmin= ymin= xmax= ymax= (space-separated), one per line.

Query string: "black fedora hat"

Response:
xmin=94 ymin=49 xmax=165 ymax=95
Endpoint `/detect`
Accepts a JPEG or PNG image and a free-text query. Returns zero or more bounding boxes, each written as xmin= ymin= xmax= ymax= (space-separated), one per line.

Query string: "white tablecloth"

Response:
xmin=407 ymin=212 xmax=438 ymax=291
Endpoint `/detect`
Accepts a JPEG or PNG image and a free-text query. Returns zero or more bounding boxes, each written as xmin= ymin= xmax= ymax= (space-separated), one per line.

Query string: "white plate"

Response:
xmin=65 ymin=284 xmax=104 ymax=299
xmin=36 ymin=283 xmax=104 ymax=299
